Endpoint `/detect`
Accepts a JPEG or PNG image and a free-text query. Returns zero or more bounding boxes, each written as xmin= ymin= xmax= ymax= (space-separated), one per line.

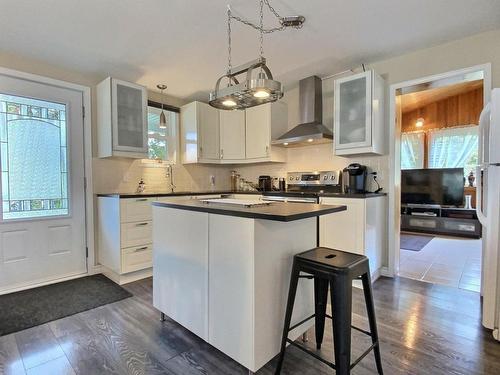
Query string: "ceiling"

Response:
xmin=401 ymin=80 xmax=484 ymax=113
xmin=1 ymin=0 xmax=499 ymax=101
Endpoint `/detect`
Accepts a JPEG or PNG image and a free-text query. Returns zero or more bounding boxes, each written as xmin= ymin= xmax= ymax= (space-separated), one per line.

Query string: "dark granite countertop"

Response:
xmin=96 ymin=191 xmax=261 ymax=198
xmin=96 ymin=190 xmax=385 ymax=199
xmin=262 ymin=191 xmax=387 ymax=199
xmin=152 ymin=199 xmax=346 ymax=222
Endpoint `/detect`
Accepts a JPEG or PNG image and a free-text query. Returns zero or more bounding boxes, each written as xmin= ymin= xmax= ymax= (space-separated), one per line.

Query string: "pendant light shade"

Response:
xmin=157 ymin=84 xmax=168 ymax=129
xmin=159 ymin=110 xmax=167 ymax=128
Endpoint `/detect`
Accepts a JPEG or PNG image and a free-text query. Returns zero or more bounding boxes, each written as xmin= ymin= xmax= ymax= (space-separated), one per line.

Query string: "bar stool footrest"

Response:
xmin=285 ymin=339 xmax=336 ymax=370
xmin=350 ymin=342 xmax=380 ymax=370
xmin=286 ymin=313 xmax=373 ymax=338
xmin=285 ymin=338 xmax=380 ymax=372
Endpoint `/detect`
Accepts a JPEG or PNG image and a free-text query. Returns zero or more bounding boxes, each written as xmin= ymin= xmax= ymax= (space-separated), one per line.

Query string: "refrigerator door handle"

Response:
xmin=478 ymin=102 xmax=491 ymax=165
xmin=476 ymin=165 xmax=487 ymax=226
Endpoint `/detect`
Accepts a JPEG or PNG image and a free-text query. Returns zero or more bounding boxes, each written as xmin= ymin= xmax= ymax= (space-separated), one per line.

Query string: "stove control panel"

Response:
xmin=287 ymin=171 xmax=342 ymax=186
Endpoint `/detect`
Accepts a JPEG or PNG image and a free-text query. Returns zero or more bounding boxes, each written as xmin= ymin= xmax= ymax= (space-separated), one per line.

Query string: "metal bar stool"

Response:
xmin=275 ymin=247 xmax=383 ymax=375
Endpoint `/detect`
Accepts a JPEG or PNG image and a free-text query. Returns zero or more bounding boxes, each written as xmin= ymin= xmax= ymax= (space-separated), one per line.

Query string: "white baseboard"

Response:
xmin=88 ymin=264 xmax=104 ymax=275
xmin=101 ymin=266 xmax=152 ymax=285
xmin=0 ymin=271 xmax=88 ymax=296
xmin=380 ymin=266 xmax=393 ymax=277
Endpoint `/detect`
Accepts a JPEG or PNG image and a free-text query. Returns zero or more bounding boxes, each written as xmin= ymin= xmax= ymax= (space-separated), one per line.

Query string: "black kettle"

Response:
xmin=258 ymin=175 xmax=273 ymax=191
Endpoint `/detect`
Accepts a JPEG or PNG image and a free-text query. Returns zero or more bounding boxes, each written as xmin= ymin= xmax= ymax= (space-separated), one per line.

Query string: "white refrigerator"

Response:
xmin=477 ymin=88 xmax=500 ymax=339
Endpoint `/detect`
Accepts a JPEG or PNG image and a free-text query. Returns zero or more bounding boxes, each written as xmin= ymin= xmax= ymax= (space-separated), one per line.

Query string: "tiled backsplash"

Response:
xmin=92 ymin=147 xmax=388 ymax=194
xmin=92 ymin=158 xmax=232 ymax=193
xmin=234 ymin=145 xmax=388 ymax=193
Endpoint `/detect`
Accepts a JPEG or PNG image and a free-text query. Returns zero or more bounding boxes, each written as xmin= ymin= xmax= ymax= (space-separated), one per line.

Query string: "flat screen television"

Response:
xmin=401 ymin=168 xmax=465 ymax=207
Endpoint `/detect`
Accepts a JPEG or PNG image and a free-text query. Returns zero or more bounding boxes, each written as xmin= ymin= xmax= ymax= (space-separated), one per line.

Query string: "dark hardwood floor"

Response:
xmin=1 ymin=276 xmax=500 ymax=374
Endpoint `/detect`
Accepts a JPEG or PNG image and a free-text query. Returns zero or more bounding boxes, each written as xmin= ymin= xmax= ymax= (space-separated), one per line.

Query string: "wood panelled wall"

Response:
xmin=402 ymin=88 xmax=483 ymax=132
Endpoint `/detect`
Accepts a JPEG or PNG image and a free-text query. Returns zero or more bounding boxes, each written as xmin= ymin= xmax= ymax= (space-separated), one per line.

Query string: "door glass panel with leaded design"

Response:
xmin=0 ymin=94 xmax=69 ymax=220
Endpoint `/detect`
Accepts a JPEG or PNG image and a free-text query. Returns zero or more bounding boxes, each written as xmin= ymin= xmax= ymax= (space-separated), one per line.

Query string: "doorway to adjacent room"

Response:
xmin=388 ymin=64 xmax=491 ymax=292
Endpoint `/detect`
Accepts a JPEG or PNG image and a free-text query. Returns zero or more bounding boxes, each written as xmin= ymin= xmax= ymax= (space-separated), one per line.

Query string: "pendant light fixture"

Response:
xmin=157 ymin=84 xmax=168 ymax=129
xmin=209 ymin=0 xmax=305 ymax=110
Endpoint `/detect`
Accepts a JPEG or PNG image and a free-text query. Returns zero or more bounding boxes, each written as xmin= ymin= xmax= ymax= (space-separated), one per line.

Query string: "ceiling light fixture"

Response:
xmin=157 ymin=84 xmax=168 ymax=129
xmin=209 ymin=0 xmax=305 ymax=110
xmin=222 ymin=98 xmax=237 ymax=107
xmin=416 ymin=117 xmax=424 ymax=128
xmin=253 ymin=89 xmax=271 ymax=99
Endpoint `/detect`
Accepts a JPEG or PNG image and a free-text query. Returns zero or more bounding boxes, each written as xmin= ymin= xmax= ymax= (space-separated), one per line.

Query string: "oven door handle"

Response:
xmin=286 ymin=198 xmax=318 ymax=203
xmin=262 ymin=196 xmax=287 ymax=202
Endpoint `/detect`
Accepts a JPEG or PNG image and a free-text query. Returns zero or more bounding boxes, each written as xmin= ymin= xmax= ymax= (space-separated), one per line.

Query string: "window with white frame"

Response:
xmin=146 ymin=105 xmax=178 ymax=163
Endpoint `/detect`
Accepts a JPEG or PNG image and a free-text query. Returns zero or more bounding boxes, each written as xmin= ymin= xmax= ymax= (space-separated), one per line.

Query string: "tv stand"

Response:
xmin=401 ymin=205 xmax=481 ymax=238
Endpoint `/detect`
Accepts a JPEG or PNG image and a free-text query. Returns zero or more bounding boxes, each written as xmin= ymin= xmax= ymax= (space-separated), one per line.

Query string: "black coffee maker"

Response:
xmin=343 ymin=163 xmax=367 ymax=193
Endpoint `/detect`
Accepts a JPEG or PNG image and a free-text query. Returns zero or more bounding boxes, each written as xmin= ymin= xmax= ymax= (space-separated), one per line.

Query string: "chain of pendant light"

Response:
xmin=226 ymin=0 xmax=303 ymax=75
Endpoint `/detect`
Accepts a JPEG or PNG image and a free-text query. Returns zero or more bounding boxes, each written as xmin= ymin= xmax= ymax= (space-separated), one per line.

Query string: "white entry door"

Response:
xmin=0 ymin=73 xmax=87 ymax=294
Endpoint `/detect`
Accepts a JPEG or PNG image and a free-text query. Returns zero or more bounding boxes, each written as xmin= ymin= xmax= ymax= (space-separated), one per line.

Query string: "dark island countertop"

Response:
xmin=152 ymin=199 xmax=346 ymax=222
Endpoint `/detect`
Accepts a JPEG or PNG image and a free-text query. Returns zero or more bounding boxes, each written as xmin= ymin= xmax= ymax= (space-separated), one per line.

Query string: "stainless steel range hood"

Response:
xmin=272 ymin=75 xmax=333 ymax=147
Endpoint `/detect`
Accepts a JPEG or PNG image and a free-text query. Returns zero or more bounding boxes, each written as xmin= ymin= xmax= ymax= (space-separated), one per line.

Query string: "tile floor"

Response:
xmin=399 ymin=233 xmax=482 ymax=292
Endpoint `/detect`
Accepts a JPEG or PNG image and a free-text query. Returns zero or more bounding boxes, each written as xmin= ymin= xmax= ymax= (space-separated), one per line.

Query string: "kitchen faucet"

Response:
xmin=166 ymin=164 xmax=176 ymax=193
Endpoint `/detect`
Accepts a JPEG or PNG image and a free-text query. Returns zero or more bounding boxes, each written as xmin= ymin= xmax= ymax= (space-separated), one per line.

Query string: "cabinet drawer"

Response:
xmin=121 ymin=244 xmax=152 ymax=273
xmin=408 ymin=217 xmax=437 ymax=229
xmin=120 ymin=221 xmax=152 ymax=248
xmin=120 ymin=198 xmax=154 ymax=223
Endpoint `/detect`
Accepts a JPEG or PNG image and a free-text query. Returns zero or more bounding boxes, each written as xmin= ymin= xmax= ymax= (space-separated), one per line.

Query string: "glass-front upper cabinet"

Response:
xmin=97 ymin=77 xmax=148 ymax=158
xmin=334 ymin=71 xmax=385 ymax=156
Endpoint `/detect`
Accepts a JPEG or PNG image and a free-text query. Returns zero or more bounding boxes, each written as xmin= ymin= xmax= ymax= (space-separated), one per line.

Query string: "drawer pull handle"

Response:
xmin=136 ymin=198 xmax=148 ymax=202
xmin=136 ymin=222 xmax=149 ymax=226
xmin=134 ymin=246 xmax=149 ymax=252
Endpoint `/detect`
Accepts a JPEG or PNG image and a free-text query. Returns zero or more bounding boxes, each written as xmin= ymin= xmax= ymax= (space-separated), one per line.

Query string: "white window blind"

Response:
xmin=401 ymin=132 xmax=425 ymax=169
xmin=428 ymin=126 xmax=479 ymax=176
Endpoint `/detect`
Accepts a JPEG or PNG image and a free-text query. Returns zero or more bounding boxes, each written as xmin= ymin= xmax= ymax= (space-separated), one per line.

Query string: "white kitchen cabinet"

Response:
xmin=122 ymin=244 xmax=153 ymax=274
xmin=319 ymin=196 xmax=386 ymax=279
xmin=180 ymin=101 xmax=220 ymax=163
xmin=98 ymin=194 xmax=227 ymax=284
xmin=219 ymin=110 xmax=246 ymax=162
xmin=153 ymin=207 xmax=314 ymax=372
xmin=97 ymin=196 xmax=155 ymax=284
xmin=334 ymin=71 xmax=384 ymax=156
xmin=180 ymin=101 xmax=287 ymax=164
xmin=245 ymin=102 xmax=287 ymax=162
xmin=153 ymin=207 xmax=210 ymax=340
xmin=97 ymin=77 xmax=148 ymax=158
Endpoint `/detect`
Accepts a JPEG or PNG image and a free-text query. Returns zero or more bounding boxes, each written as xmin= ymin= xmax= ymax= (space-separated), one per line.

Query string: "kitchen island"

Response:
xmin=152 ymin=198 xmax=346 ymax=373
